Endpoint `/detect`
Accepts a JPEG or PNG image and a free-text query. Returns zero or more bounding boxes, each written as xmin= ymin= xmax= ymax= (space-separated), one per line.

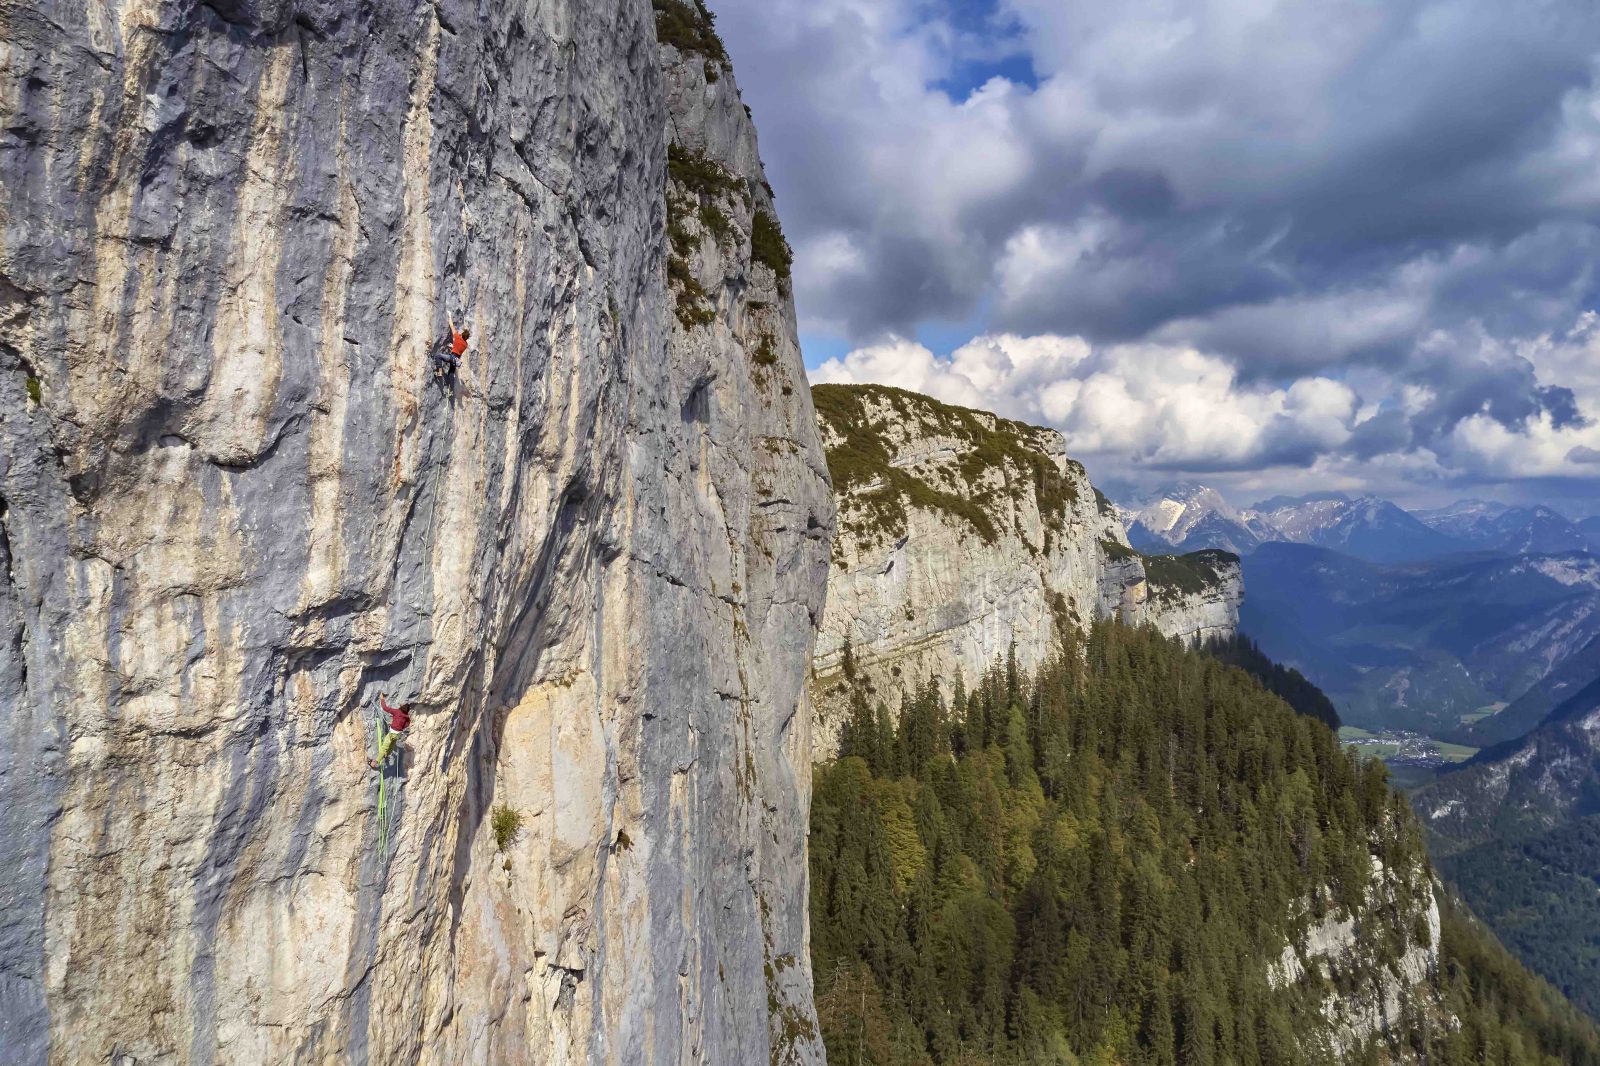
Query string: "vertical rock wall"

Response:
xmin=0 ymin=1 xmax=832 ymax=1062
xmin=809 ymin=384 xmax=1240 ymax=752
xmin=1269 ymin=859 xmax=1444 ymax=1059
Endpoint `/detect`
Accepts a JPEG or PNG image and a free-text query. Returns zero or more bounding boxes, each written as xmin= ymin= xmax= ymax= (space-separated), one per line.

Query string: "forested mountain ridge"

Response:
xmin=811 ymin=623 xmax=1600 ymax=1065
xmin=1415 ymin=676 xmax=1600 ymax=1021
xmin=811 ymin=383 xmax=1241 ymax=752
xmin=1203 ymin=632 xmax=1341 ymax=729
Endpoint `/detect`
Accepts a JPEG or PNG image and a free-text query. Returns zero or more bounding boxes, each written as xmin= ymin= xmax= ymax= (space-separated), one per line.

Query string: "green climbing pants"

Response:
xmin=376 ymin=730 xmax=400 ymax=765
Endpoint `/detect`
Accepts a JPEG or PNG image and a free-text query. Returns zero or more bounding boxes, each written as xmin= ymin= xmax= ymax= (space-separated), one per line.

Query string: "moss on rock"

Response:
xmin=812 ymin=383 xmax=1082 ymax=549
xmin=1142 ymin=549 xmax=1239 ymax=599
xmin=652 ymin=0 xmax=728 ymax=63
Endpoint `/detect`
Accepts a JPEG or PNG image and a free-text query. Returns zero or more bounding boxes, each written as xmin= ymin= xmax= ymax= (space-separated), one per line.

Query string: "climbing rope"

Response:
xmin=375 ymin=706 xmax=390 ymax=861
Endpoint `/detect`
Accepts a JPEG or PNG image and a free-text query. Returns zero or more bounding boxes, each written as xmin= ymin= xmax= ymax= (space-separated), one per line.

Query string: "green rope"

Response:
xmin=376 ymin=709 xmax=389 ymax=862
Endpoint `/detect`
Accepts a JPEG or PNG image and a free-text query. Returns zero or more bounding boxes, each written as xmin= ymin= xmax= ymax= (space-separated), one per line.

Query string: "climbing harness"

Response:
xmin=433 ymin=343 xmax=460 ymax=385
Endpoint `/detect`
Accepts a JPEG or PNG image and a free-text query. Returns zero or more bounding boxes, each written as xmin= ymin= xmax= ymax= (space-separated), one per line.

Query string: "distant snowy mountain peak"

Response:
xmin=1126 ymin=484 xmax=1264 ymax=555
xmin=1414 ymin=499 xmax=1510 ymax=537
xmin=1256 ymin=494 xmax=1363 ymax=542
xmin=1250 ymin=491 xmax=1350 ymax=512
xmin=1124 ymin=486 xmax=1591 ymax=564
xmin=1137 ymin=484 xmax=1241 ymax=536
xmin=1418 ymin=499 xmax=1593 ymax=556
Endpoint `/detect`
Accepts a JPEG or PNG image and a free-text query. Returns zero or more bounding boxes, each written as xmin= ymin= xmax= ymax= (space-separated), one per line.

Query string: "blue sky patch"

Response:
xmin=934 ymin=51 xmax=1038 ymax=100
xmin=926 ymin=0 xmax=1039 ymax=99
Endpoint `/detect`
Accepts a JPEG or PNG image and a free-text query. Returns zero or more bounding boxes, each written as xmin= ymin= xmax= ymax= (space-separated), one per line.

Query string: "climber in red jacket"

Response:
xmin=369 ymin=694 xmax=412 ymax=770
xmin=435 ymin=310 xmax=470 ymax=381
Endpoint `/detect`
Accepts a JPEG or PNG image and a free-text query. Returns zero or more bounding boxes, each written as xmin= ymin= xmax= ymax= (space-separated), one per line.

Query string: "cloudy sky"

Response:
xmin=712 ymin=0 xmax=1600 ymax=512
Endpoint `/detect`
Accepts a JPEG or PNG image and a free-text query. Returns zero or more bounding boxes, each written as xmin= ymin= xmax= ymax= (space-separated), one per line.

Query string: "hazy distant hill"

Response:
xmin=1478 ymin=633 xmax=1600 ymax=747
xmin=1420 ymin=675 xmax=1600 ymax=851
xmin=1417 ymin=501 xmax=1595 ymax=556
xmin=1253 ymin=493 xmax=1466 ymax=563
xmin=1241 ymin=545 xmax=1600 ymax=741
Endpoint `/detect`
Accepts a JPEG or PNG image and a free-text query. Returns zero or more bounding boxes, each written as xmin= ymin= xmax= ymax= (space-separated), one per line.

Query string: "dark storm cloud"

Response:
xmin=1424 ymin=223 xmax=1600 ymax=340
xmin=1400 ymin=337 xmax=1589 ymax=448
xmin=1542 ymin=386 xmax=1586 ymax=430
xmin=1086 ymin=168 xmax=1177 ymax=220
xmin=717 ymin=0 xmax=1600 ymax=349
xmin=997 ymin=212 xmax=1294 ymax=341
xmin=1343 ymin=410 xmax=1416 ymax=462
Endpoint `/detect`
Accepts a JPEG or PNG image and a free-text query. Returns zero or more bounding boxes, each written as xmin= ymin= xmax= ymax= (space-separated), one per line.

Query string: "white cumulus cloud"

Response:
xmin=814 ymin=333 xmax=1361 ymax=472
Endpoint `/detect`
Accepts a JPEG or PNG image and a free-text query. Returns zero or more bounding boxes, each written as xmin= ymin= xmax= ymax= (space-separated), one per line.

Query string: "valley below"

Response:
xmin=801 ymin=386 xmax=1600 ymax=1062
xmin=1336 ymin=727 xmax=1476 ymax=788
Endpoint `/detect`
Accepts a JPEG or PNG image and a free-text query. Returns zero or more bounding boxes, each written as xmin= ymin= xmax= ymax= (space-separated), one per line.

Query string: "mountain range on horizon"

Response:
xmin=1119 ymin=482 xmax=1600 ymax=748
xmin=1123 ymin=483 xmax=1600 ymax=564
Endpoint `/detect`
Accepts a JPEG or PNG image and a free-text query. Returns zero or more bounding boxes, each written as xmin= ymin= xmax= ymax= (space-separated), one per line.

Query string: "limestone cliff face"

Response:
xmin=809 ymin=384 xmax=1240 ymax=750
xmin=1103 ymin=548 xmax=1243 ymax=646
xmin=1270 ymin=858 xmax=1444 ymax=1058
xmin=0 ymin=2 xmax=831 ymax=1064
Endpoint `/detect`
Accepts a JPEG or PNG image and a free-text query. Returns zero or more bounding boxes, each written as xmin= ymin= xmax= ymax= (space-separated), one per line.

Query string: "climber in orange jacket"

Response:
xmin=369 ymin=694 xmax=412 ymax=770
xmin=435 ymin=311 xmax=470 ymax=381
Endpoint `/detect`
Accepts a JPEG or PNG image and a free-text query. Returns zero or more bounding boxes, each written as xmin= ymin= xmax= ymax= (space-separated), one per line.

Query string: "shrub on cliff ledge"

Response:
xmin=1100 ymin=537 xmax=1136 ymax=562
xmin=491 ymin=804 xmax=524 ymax=852
xmin=667 ymin=144 xmax=742 ymax=202
xmin=751 ymin=210 xmax=793 ymax=283
xmin=652 ymin=0 xmax=728 ymax=64
xmin=668 ymin=256 xmax=717 ymax=328
xmin=665 ymin=144 xmax=741 ymax=328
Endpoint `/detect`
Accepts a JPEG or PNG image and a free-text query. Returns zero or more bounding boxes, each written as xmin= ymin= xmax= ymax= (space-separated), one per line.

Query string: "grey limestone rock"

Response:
xmin=0 ymin=0 xmax=830 ymax=1062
